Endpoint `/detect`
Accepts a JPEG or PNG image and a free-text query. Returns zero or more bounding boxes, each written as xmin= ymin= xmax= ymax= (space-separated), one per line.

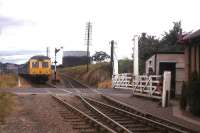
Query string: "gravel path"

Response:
xmin=0 ymin=94 xmax=75 ymax=133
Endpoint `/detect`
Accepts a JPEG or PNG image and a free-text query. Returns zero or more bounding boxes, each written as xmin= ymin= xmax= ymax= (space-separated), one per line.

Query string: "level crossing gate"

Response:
xmin=112 ymin=73 xmax=163 ymax=99
xmin=112 ymin=72 xmax=171 ymax=107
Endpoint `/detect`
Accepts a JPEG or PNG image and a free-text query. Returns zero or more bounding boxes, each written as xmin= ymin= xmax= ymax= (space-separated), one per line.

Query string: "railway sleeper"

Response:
xmin=124 ymin=124 xmax=147 ymax=128
xmin=72 ymin=123 xmax=92 ymax=127
xmin=61 ymin=114 xmax=80 ymax=118
xmin=69 ymin=121 xmax=86 ymax=124
xmin=130 ymin=127 xmax=158 ymax=133
xmin=117 ymin=121 xmax=140 ymax=125
xmin=78 ymin=129 xmax=96 ymax=133
xmin=73 ymin=125 xmax=93 ymax=129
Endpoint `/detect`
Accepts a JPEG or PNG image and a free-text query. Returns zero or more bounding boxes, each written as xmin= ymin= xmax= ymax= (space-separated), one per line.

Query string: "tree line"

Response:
xmin=92 ymin=21 xmax=184 ymax=74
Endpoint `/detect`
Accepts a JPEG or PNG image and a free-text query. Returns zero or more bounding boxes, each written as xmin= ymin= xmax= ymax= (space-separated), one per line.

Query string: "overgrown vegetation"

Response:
xmin=180 ymin=72 xmax=200 ymax=116
xmin=0 ymin=73 xmax=18 ymax=88
xmin=138 ymin=21 xmax=184 ymax=73
xmin=0 ymin=92 xmax=16 ymax=123
xmin=92 ymin=51 xmax=110 ymax=63
xmin=180 ymin=82 xmax=187 ymax=110
xmin=60 ymin=63 xmax=111 ymax=87
xmin=188 ymin=80 xmax=200 ymax=116
xmin=118 ymin=58 xmax=133 ymax=73
xmin=97 ymin=80 xmax=112 ymax=88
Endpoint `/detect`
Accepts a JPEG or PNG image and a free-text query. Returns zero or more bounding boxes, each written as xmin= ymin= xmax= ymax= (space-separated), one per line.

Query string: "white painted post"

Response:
xmin=133 ymin=35 xmax=139 ymax=76
xmin=112 ymin=75 xmax=114 ymax=88
xmin=132 ymin=36 xmax=139 ymax=95
xmin=113 ymin=48 xmax=118 ymax=75
xmin=162 ymin=71 xmax=171 ymax=107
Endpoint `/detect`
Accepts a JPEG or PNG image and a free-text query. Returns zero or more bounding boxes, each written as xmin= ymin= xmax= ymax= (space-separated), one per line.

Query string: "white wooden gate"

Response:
xmin=112 ymin=74 xmax=162 ymax=99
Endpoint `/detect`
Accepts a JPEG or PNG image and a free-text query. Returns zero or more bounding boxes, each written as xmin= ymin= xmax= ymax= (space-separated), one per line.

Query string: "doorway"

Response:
xmin=159 ymin=62 xmax=176 ymax=98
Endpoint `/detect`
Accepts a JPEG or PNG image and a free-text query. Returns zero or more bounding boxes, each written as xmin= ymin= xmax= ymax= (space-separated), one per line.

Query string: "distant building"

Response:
xmin=145 ymin=52 xmax=185 ymax=97
xmin=179 ymin=29 xmax=200 ymax=81
xmin=0 ymin=63 xmax=18 ymax=73
xmin=62 ymin=51 xmax=90 ymax=67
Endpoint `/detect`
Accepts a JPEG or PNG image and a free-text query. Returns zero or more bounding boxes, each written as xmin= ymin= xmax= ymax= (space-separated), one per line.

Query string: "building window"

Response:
xmin=149 ymin=60 xmax=152 ymax=65
xmin=32 ymin=62 xmax=39 ymax=68
xmin=42 ymin=62 xmax=49 ymax=68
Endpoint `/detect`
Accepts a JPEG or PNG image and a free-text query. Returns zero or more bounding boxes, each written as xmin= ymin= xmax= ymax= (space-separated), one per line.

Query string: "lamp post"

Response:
xmin=54 ymin=46 xmax=63 ymax=83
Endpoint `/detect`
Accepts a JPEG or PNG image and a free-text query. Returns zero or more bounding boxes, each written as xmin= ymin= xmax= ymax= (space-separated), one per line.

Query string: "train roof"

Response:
xmin=30 ymin=55 xmax=50 ymax=60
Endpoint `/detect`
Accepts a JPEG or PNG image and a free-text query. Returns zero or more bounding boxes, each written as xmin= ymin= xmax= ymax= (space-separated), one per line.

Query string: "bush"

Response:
xmin=118 ymin=59 xmax=133 ymax=73
xmin=180 ymin=82 xmax=187 ymax=110
xmin=188 ymin=80 xmax=200 ymax=116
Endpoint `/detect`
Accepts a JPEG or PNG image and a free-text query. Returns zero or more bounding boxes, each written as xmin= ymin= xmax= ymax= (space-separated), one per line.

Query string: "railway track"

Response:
xmin=81 ymin=96 xmax=192 ymax=133
xmin=85 ymin=95 xmax=198 ymax=133
xmin=61 ymin=74 xmax=89 ymax=88
xmin=56 ymin=74 xmax=197 ymax=133
xmin=53 ymin=93 xmax=193 ymax=133
xmin=51 ymin=94 xmax=115 ymax=133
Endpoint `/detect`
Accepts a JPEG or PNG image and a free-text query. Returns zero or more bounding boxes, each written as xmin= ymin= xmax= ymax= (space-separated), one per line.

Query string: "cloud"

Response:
xmin=0 ymin=16 xmax=24 ymax=30
xmin=0 ymin=50 xmax=45 ymax=64
xmin=0 ymin=50 xmax=44 ymax=56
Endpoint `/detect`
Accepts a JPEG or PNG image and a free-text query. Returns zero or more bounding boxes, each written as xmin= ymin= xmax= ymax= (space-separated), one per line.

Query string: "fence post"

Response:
xmin=18 ymin=75 xmax=21 ymax=88
xmin=162 ymin=71 xmax=171 ymax=107
xmin=112 ymin=75 xmax=115 ymax=88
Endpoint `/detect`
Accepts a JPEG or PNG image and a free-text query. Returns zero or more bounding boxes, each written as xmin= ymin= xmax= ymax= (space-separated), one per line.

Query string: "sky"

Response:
xmin=0 ymin=0 xmax=200 ymax=64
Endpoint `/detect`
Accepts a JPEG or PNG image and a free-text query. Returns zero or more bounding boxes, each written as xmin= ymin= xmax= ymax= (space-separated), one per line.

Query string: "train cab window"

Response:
xmin=32 ymin=62 xmax=39 ymax=68
xmin=42 ymin=62 xmax=49 ymax=68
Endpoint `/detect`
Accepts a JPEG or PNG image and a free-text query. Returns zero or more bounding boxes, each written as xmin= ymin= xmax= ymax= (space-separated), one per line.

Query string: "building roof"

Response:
xmin=154 ymin=51 xmax=184 ymax=55
xmin=179 ymin=29 xmax=200 ymax=44
xmin=30 ymin=55 xmax=50 ymax=60
xmin=147 ymin=52 xmax=184 ymax=62
xmin=63 ymin=51 xmax=88 ymax=57
xmin=183 ymin=29 xmax=200 ymax=40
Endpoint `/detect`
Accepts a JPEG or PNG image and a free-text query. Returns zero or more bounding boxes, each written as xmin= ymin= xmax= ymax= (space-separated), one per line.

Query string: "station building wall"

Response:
xmin=145 ymin=52 xmax=185 ymax=96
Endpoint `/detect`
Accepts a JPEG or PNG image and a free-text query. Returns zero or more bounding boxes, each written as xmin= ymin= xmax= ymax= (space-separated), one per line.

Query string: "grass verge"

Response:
xmin=0 ymin=92 xmax=17 ymax=124
xmin=60 ymin=63 xmax=112 ymax=88
xmin=0 ymin=74 xmax=18 ymax=88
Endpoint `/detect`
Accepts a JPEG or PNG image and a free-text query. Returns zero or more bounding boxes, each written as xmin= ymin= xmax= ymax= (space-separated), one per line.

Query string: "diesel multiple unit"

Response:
xmin=19 ymin=55 xmax=51 ymax=82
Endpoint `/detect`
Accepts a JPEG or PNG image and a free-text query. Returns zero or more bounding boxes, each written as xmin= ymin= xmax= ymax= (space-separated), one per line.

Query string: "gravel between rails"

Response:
xmin=0 ymin=94 xmax=75 ymax=133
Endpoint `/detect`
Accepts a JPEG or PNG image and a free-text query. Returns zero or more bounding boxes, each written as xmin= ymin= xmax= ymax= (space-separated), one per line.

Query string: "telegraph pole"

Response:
xmin=46 ymin=47 xmax=50 ymax=57
xmin=85 ymin=22 xmax=92 ymax=72
xmin=110 ymin=40 xmax=114 ymax=77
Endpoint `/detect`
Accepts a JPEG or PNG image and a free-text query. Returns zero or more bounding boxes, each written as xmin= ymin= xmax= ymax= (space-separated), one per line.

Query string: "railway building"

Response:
xmin=62 ymin=51 xmax=90 ymax=67
xmin=178 ymin=29 xmax=200 ymax=81
xmin=145 ymin=52 xmax=185 ymax=98
xmin=0 ymin=63 xmax=18 ymax=73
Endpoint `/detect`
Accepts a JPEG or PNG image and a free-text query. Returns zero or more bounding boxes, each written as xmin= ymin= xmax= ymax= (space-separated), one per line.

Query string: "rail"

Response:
xmin=77 ymin=95 xmax=132 ymax=133
xmin=84 ymin=96 xmax=189 ymax=133
xmin=51 ymin=94 xmax=116 ymax=133
xmin=101 ymin=94 xmax=197 ymax=133
xmin=61 ymin=74 xmax=89 ymax=88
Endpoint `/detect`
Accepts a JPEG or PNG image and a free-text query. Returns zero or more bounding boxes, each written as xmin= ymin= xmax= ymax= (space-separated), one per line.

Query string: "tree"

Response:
xmin=138 ymin=21 xmax=184 ymax=74
xmin=159 ymin=21 xmax=184 ymax=52
xmin=138 ymin=33 xmax=160 ymax=74
xmin=92 ymin=51 xmax=110 ymax=63
xmin=118 ymin=58 xmax=133 ymax=73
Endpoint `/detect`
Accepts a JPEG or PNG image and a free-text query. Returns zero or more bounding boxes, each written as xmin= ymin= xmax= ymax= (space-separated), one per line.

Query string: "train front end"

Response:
xmin=28 ymin=56 xmax=51 ymax=82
